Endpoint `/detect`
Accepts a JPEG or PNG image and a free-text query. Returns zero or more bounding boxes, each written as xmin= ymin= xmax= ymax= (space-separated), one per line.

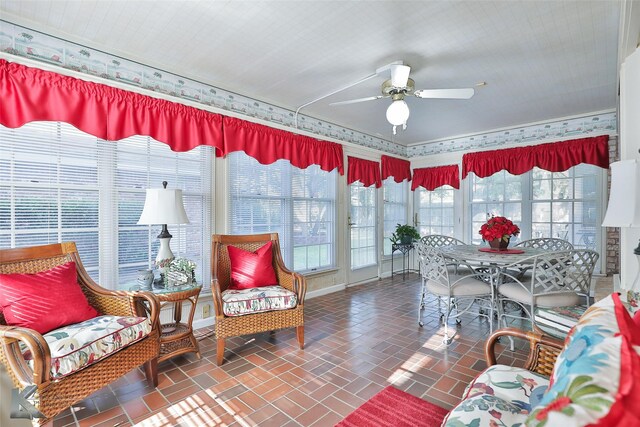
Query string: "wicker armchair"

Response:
xmin=211 ymin=233 xmax=306 ymax=365
xmin=0 ymin=242 xmax=160 ymax=425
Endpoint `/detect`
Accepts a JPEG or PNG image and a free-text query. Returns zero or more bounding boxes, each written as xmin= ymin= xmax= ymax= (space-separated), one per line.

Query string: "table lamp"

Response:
xmin=602 ymin=159 xmax=640 ymax=296
xmin=138 ymin=181 xmax=190 ymax=272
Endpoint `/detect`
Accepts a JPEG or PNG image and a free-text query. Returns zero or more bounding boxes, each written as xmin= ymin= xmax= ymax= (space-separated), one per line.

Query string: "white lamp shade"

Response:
xmin=602 ymin=159 xmax=640 ymax=227
xmin=138 ymin=188 xmax=190 ymax=225
xmin=386 ymin=100 xmax=410 ymax=126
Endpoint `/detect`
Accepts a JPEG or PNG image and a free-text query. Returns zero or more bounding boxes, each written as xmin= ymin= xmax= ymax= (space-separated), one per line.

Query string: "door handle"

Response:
xmin=348 ymin=216 xmax=356 ymax=227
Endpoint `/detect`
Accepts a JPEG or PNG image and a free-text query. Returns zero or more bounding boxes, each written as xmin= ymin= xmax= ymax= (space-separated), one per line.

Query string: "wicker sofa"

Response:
xmin=0 ymin=243 xmax=161 ymax=426
xmin=443 ymin=293 xmax=639 ymax=426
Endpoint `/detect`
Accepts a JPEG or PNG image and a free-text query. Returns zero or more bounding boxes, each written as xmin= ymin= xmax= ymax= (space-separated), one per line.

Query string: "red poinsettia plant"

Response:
xmin=479 ymin=216 xmax=520 ymax=242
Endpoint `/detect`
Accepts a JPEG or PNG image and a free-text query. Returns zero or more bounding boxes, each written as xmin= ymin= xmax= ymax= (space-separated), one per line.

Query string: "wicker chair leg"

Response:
xmin=216 ymin=339 xmax=225 ymax=366
xmin=144 ymin=358 xmax=158 ymax=387
xmin=296 ymin=325 xmax=304 ymax=349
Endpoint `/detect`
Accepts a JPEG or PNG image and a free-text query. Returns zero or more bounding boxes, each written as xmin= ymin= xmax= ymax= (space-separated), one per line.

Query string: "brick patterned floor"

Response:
xmin=49 ymin=273 xmax=536 ymax=427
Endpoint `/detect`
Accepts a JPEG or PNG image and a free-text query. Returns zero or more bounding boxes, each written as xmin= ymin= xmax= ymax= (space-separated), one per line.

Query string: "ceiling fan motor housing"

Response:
xmin=382 ymin=78 xmax=415 ymax=97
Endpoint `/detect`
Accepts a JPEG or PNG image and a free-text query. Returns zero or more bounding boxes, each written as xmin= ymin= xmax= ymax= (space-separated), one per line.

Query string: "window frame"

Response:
xmin=227 ymin=151 xmax=338 ymax=274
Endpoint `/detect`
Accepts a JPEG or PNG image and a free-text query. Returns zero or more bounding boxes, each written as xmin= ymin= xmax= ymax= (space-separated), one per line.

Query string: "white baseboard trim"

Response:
xmin=192 ymin=317 xmax=215 ymax=330
xmin=306 ymin=282 xmax=346 ymax=299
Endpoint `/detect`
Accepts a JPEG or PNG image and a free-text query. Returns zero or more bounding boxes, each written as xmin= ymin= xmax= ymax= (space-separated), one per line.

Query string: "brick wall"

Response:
xmin=605 ymin=136 xmax=619 ymax=275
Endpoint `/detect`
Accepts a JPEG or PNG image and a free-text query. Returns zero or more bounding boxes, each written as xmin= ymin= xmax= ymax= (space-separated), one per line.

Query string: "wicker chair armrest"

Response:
xmin=273 ymin=260 xmax=307 ymax=302
xmin=485 ymin=327 xmax=564 ymax=377
xmin=127 ymin=291 xmax=161 ymax=331
xmin=0 ymin=325 xmax=51 ymax=387
xmin=211 ymin=278 xmax=225 ymax=317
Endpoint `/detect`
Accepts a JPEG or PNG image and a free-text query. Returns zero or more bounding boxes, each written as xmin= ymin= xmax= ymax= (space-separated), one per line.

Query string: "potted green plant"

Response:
xmin=391 ymin=223 xmax=421 ymax=245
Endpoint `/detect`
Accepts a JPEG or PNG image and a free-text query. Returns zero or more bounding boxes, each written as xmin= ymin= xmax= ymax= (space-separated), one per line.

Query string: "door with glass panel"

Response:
xmin=348 ymin=182 xmax=378 ymax=283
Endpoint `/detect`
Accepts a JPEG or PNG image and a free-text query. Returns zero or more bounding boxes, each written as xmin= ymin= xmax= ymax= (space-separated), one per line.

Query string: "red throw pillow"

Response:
xmin=227 ymin=241 xmax=278 ymax=290
xmin=0 ymin=261 xmax=98 ymax=334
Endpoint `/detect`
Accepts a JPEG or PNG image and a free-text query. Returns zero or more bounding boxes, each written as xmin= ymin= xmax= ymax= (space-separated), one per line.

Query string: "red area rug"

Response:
xmin=335 ymin=386 xmax=449 ymax=427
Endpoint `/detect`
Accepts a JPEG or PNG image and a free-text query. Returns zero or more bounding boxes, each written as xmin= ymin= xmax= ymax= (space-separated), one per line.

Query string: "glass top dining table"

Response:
xmin=438 ymin=244 xmax=547 ymax=267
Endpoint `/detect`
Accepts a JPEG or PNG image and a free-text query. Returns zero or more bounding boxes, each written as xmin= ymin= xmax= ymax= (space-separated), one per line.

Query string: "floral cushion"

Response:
xmin=443 ymin=365 xmax=550 ymax=426
xmin=24 ymin=315 xmax=151 ymax=379
xmin=222 ymin=285 xmax=297 ymax=317
xmin=526 ymin=293 xmax=640 ymax=426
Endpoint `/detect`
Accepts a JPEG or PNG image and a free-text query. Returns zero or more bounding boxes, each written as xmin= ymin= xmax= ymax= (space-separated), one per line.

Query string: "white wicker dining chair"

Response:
xmin=496 ymin=249 xmax=599 ymax=332
xmin=420 ymin=234 xmax=466 ymax=247
xmin=514 ymin=237 xmax=574 ymax=251
xmin=416 ymin=244 xmax=494 ymax=344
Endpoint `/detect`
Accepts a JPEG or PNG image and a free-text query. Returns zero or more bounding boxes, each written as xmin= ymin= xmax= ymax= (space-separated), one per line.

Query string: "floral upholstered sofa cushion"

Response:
xmin=23 ymin=315 xmax=151 ymax=379
xmin=442 ymin=365 xmax=550 ymax=426
xmin=221 ymin=285 xmax=297 ymax=317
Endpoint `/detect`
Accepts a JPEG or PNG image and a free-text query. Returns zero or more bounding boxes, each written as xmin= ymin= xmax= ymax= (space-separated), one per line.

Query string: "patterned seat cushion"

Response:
xmin=443 ymin=364 xmax=550 ymax=426
xmin=24 ymin=315 xmax=151 ymax=379
xmin=222 ymin=285 xmax=297 ymax=317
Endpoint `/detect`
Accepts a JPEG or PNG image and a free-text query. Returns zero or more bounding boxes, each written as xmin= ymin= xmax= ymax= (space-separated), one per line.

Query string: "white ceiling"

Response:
xmin=0 ymin=0 xmax=621 ymax=146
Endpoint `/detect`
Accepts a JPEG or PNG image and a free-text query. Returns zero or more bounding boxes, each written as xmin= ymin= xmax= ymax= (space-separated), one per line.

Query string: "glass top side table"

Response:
xmin=126 ymin=282 xmax=202 ymax=363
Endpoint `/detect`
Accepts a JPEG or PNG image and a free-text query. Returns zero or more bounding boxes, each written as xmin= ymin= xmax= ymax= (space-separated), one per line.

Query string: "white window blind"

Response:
xmin=383 ymin=178 xmax=407 ymax=255
xmin=0 ymin=122 xmax=212 ymax=290
xmin=228 ymin=151 xmax=336 ymax=273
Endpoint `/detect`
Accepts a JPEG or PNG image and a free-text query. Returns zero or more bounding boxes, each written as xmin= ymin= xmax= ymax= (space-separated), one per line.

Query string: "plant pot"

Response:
xmin=488 ymin=238 xmax=510 ymax=251
xmin=400 ymin=235 xmax=413 ymax=245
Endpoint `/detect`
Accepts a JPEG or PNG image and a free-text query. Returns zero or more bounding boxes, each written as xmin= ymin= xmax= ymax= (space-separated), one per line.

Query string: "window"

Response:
xmin=468 ymin=171 xmax=523 ymax=244
xmin=228 ymin=151 xmax=336 ymax=272
xmin=467 ymin=166 xmax=603 ymax=252
xmin=415 ymin=186 xmax=456 ymax=237
xmin=0 ymin=122 xmax=213 ymax=289
xmin=383 ymin=178 xmax=407 ymax=255
xmin=531 ymin=165 xmax=600 ymax=250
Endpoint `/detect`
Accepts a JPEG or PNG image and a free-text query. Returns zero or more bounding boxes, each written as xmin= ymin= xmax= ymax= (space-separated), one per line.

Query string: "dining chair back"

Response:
xmin=415 ymin=243 xmax=493 ymax=344
xmin=420 ymin=234 xmax=466 ymax=247
xmin=497 ymin=249 xmax=599 ymax=331
xmin=515 ymin=237 xmax=574 ymax=251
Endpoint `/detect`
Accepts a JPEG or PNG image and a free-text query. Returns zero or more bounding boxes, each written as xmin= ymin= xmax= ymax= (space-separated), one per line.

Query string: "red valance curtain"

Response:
xmin=105 ymin=88 xmax=223 ymax=153
xmin=381 ymin=155 xmax=412 ymax=183
xmin=461 ymin=135 xmax=610 ymax=179
xmin=222 ymin=116 xmax=344 ymax=174
xmin=411 ymin=165 xmax=460 ymax=191
xmin=0 ymin=59 xmax=225 ymax=154
xmin=0 ymin=59 xmax=109 ymax=139
xmin=347 ymin=157 xmax=382 ymax=188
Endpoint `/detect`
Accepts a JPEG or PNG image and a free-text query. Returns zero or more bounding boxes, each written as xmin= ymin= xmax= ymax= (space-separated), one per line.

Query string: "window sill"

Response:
xmin=301 ymin=267 xmax=339 ymax=278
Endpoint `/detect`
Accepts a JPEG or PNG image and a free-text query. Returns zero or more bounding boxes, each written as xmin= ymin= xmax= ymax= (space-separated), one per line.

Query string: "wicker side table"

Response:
xmin=150 ymin=283 xmax=202 ymax=363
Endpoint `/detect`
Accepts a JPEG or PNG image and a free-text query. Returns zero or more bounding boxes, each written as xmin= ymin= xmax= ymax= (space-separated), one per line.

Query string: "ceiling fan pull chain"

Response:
xmin=392 ymin=125 xmax=397 ymax=135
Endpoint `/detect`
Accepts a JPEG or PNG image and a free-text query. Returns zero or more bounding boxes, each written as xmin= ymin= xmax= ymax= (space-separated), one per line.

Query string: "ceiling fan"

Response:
xmin=330 ymin=63 xmax=475 ymax=135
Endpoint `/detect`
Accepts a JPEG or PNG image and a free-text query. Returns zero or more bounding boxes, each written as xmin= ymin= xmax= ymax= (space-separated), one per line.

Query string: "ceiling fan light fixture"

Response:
xmin=386 ymin=99 xmax=410 ymax=126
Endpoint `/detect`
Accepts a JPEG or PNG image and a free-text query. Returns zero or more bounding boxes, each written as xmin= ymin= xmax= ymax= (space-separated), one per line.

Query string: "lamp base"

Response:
xmin=155 ymin=235 xmax=174 ymax=271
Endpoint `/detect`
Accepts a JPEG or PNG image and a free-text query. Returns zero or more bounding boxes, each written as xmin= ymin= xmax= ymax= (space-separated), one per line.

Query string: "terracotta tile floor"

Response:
xmin=50 ymin=273 xmax=540 ymax=427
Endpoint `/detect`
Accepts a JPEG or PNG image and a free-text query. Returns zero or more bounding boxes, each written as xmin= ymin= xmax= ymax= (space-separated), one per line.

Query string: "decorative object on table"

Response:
xmin=602 ymin=159 xmax=640 ymax=297
xmin=137 ymin=180 xmax=190 ymax=281
xmin=136 ymin=269 xmax=155 ymax=290
xmin=390 ymin=223 xmax=421 ymax=245
xmin=166 ymin=257 xmax=196 ymax=288
xmin=479 ymin=215 xmax=520 ymax=250
xmin=336 ymin=385 xmax=449 ymax=427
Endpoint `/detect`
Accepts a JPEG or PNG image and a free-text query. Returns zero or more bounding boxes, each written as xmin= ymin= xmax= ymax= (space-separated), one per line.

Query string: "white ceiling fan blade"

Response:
xmin=390 ymin=64 xmax=411 ymax=88
xmin=414 ymin=88 xmax=475 ymax=99
xmin=329 ymin=95 xmax=386 ymax=106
